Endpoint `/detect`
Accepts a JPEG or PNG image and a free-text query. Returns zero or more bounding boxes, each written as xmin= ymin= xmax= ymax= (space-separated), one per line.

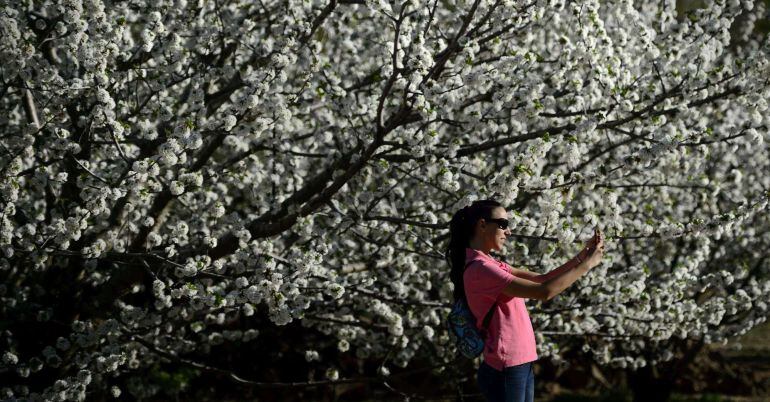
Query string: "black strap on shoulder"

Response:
xmin=481 ymin=304 xmax=496 ymax=330
xmin=464 ymin=259 xmax=497 ymax=331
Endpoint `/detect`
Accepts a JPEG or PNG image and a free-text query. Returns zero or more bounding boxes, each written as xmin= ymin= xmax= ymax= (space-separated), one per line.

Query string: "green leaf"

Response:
xmin=514 ymin=164 xmax=533 ymax=176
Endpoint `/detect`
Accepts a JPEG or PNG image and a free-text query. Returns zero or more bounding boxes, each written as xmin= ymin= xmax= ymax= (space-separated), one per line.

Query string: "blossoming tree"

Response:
xmin=1 ymin=0 xmax=769 ymax=400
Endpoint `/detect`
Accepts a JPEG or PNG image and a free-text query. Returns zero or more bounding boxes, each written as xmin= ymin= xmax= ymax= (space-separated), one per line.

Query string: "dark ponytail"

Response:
xmin=445 ymin=199 xmax=502 ymax=303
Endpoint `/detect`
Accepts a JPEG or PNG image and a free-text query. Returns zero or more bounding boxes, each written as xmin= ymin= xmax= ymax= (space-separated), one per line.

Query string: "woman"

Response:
xmin=445 ymin=199 xmax=605 ymax=402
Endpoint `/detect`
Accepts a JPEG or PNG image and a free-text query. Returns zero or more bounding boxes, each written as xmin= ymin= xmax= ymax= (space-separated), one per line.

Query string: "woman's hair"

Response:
xmin=445 ymin=199 xmax=502 ymax=303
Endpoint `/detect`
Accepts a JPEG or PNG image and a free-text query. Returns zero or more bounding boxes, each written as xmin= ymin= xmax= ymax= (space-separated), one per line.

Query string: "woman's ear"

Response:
xmin=474 ymin=218 xmax=483 ymax=233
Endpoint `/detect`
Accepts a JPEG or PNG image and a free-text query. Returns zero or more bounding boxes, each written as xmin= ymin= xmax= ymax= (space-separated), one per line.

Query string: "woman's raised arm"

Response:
xmin=501 ymin=236 xmax=604 ymax=301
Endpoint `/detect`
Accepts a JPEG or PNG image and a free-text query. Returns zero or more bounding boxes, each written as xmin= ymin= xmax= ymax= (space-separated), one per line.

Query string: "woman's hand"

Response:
xmin=584 ymin=227 xmax=602 ymax=251
xmin=584 ymin=233 xmax=605 ymax=269
xmin=577 ymin=227 xmax=602 ymax=263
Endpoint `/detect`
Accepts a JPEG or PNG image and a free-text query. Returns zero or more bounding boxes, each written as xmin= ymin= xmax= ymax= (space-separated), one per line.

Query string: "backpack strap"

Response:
xmin=464 ymin=259 xmax=497 ymax=331
xmin=481 ymin=303 xmax=496 ymax=330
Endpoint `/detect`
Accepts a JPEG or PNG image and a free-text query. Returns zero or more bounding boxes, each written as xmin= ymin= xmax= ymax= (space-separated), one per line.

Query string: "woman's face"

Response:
xmin=474 ymin=206 xmax=512 ymax=251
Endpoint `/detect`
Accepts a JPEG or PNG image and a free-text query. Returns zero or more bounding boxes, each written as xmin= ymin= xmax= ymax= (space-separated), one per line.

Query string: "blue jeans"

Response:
xmin=476 ymin=360 xmax=535 ymax=402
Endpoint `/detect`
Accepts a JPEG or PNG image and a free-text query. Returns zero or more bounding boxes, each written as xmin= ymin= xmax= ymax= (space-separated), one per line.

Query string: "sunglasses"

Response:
xmin=484 ymin=218 xmax=509 ymax=230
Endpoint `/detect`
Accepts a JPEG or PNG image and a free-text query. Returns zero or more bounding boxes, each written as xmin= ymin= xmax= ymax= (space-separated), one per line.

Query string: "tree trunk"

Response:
xmin=628 ymin=364 xmax=675 ymax=402
xmin=627 ymin=338 xmax=705 ymax=402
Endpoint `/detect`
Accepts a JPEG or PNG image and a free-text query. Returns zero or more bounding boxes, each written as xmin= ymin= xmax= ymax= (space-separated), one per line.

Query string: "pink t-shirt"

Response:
xmin=463 ymin=247 xmax=538 ymax=371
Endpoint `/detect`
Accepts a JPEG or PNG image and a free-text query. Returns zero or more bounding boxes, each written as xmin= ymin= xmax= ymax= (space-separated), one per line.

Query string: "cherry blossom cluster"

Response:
xmin=1 ymin=0 xmax=769 ymax=399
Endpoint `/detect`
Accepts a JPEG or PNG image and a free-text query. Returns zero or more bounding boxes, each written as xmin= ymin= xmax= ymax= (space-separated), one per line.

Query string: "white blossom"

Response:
xmin=2 ymin=352 xmax=18 ymax=365
xmin=1 ymin=0 xmax=769 ymax=397
xmin=305 ymin=350 xmax=320 ymax=362
xmin=325 ymin=368 xmax=339 ymax=381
